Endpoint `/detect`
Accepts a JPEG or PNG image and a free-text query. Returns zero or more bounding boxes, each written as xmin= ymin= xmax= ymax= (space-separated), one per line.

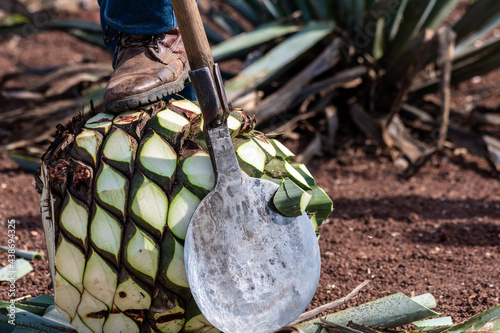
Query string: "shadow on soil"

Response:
xmin=333 ymin=195 xmax=500 ymax=220
xmin=409 ymin=221 xmax=500 ymax=246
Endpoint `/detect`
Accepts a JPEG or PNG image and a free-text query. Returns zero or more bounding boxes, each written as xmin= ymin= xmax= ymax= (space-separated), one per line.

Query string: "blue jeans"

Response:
xmin=98 ymin=0 xmax=177 ymax=48
xmin=98 ymin=0 xmax=196 ymax=101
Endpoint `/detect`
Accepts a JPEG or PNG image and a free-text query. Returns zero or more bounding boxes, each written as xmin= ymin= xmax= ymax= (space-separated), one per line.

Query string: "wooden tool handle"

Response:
xmin=171 ymin=0 xmax=214 ymax=71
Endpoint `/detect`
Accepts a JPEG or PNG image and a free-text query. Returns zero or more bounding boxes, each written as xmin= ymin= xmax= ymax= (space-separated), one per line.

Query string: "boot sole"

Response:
xmin=103 ymin=66 xmax=190 ymax=113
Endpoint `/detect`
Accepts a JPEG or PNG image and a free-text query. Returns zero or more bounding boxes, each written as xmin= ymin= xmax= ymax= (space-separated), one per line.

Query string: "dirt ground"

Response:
xmin=0 ymin=2 xmax=499 ymax=328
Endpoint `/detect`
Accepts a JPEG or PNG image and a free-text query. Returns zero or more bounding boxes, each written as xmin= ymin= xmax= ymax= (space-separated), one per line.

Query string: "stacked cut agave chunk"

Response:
xmin=36 ymin=99 xmax=333 ymax=333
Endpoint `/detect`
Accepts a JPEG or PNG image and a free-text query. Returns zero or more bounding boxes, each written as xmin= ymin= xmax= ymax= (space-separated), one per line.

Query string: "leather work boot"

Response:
xmin=103 ymin=28 xmax=189 ymax=113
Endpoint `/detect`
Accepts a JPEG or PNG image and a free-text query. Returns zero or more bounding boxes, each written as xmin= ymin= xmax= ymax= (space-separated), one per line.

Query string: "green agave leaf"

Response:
xmin=225 ymin=0 xmax=263 ymax=26
xmin=0 ymin=259 xmax=33 ymax=282
xmin=454 ymin=34 xmax=500 ymax=64
xmin=421 ymin=0 xmax=461 ymax=30
xmin=273 ymin=179 xmax=311 ymax=217
xmin=383 ymin=0 xmax=436 ymax=63
xmin=296 ymin=293 xmax=438 ymax=332
xmin=225 ymin=21 xmax=335 ymax=100
xmin=5 ymin=153 xmax=40 ymax=173
xmin=211 ymin=10 xmax=244 ymax=36
xmin=451 ymin=49 xmax=500 ymax=84
xmin=445 ymin=305 xmax=500 ymax=333
xmin=212 ymin=23 xmax=300 ymax=62
xmin=0 ymin=307 xmax=75 ymax=333
xmin=452 ymin=0 xmax=500 ymax=42
xmin=204 ymin=24 xmax=226 ymax=44
xmin=454 ymin=12 xmax=500 ymax=59
xmin=0 ymin=246 xmax=43 ymax=261
xmin=384 ymin=0 xmax=409 ymax=44
xmin=20 ymin=295 xmax=54 ymax=308
xmin=293 ymin=0 xmax=314 ymax=22
xmin=260 ymin=0 xmax=284 ymax=19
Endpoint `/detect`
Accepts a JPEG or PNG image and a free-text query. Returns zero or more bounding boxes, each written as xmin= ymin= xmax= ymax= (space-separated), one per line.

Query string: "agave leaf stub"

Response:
xmin=273 ymin=178 xmax=312 ymax=217
xmin=113 ymin=271 xmax=152 ymax=312
xmin=71 ymin=313 xmax=94 ymax=333
xmin=168 ymin=186 xmax=200 ymax=240
xmin=103 ymin=313 xmax=140 ymax=333
xmin=72 ymin=128 xmax=103 ymax=167
xmin=124 ymin=223 xmax=160 ymax=285
xmin=54 ymin=272 xmax=81 ymax=322
xmin=179 ymin=150 xmax=215 ymax=199
xmin=159 ymin=232 xmax=189 ymax=296
xmin=90 ymin=204 xmax=122 ymax=266
xmin=151 ymin=108 xmax=191 ymax=150
xmin=234 ymin=137 xmax=267 ymax=177
xmin=150 ymin=288 xmax=186 ymax=333
xmin=95 ymin=162 xmax=129 ymax=219
xmin=77 ymin=290 xmax=108 ymax=333
xmin=85 ymin=113 xmax=114 ymax=134
xmin=59 ymin=192 xmax=88 ymax=250
xmin=55 ymin=235 xmax=85 ymax=293
xmin=102 ymin=127 xmax=138 ymax=176
xmin=83 ymin=248 xmax=118 ymax=309
xmin=138 ymin=131 xmax=177 ymax=189
xmin=129 ymin=171 xmax=169 ymax=238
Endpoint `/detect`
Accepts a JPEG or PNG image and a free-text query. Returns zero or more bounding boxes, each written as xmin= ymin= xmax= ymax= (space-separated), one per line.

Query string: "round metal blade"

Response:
xmin=184 ymin=176 xmax=321 ymax=333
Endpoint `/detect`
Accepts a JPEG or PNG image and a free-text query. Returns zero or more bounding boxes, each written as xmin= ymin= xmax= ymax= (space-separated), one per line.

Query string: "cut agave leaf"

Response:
xmin=123 ymin=223 xmax=160 ymax=285
xmin=0 ymin=258 xmax=33 ymax=282
xmin=168 ymin=185 xmax=201 ymax=240
xmin=95 ymin=162 xmax=129 ymax=220
xmin=183 ymin=299 xmax=220 ymax=333
xmin=179 ymin=150 xmax=215 ymax=199
xmin=90 ymin=203 xmax=122 ymax=266
xmin=113 ymin=110 xmax=150 ymax=140
xmin=269 ymin=138 xmax=295 ymax=160
xmin=291 ymin=163 xmax=316 ymax=187
xmin=307 ymin=186 xmax=333 ymax=220
xmin=84 ymin=113 xmax=114 ymax=134
xmin=273 ymin=178 xmax=312 ymax=217
xmin=137 ymin=131 xmax=177 ymax=190
xmin=149 ymin=288 xmax=186 ymax=333
xmin=103 ymin=313 xmax=140 ymax=333
xmin=211 ymin=23 xmax=300 ymax=62
xmin=159 ymin=232 xmax=190 ymax=296
xmin=113 ymin=269 xmax=152 ymax=312
xmin=151 ymin=108 xmax=191 ymax=150
xmin=234 ymin=137 xmax=267 ymax=177
xmin=59 ymin=192 xmax=89 ymax=250
xmin=251 ymin=133 xmax=277 ymax=162
xmin=265 ymin=157 xmax=312 ymax=191
xmin=227 ymin=114 xmax=243 ymax=136
xmin=71 ymin=128 xmax=103 ymax=167
xmin=55 ymin=235 xmax=85 ymax=293
xmin=445 ymin=305 xmax=500 ymax=333
xmin=413 ymin=316 xmax=454 ymax=333
xmin=77 ymin=290 xmax=108 ymax=333
xmin=169 ymin=99 xmax=201 ymax=121
xmin=83 ymin=248 xmax=117 ymax=309
xmin=54 ymin=272 xmax=80 ymax=322
xmin=102 ymin=128 xmax=137 ymax=176
xmin=129 ymin=171 xmax=169 ymax=238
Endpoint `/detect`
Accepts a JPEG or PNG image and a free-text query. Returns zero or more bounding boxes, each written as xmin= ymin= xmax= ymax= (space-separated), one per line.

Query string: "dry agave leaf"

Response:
xmin=444 ymin=305 xmax=500 ymax=333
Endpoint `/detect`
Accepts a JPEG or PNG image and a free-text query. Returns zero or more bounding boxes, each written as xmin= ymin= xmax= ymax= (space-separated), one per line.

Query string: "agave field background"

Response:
xmin=0 ymin=0 xmax=499 ymax=331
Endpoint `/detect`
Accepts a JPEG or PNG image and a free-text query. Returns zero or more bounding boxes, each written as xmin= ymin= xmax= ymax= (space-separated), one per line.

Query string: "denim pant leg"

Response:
xmin=98 ymin=0 xmax=196 ymax=101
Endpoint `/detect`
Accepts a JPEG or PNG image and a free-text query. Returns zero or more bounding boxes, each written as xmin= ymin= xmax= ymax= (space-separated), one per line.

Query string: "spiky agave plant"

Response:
xmin=36 ymin=99 xmax=332 ymax=333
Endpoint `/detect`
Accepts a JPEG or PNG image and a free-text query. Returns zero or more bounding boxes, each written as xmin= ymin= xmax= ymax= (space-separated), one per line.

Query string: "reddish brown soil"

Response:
xmin=0 ymin=3 xmax=499 ymax=329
